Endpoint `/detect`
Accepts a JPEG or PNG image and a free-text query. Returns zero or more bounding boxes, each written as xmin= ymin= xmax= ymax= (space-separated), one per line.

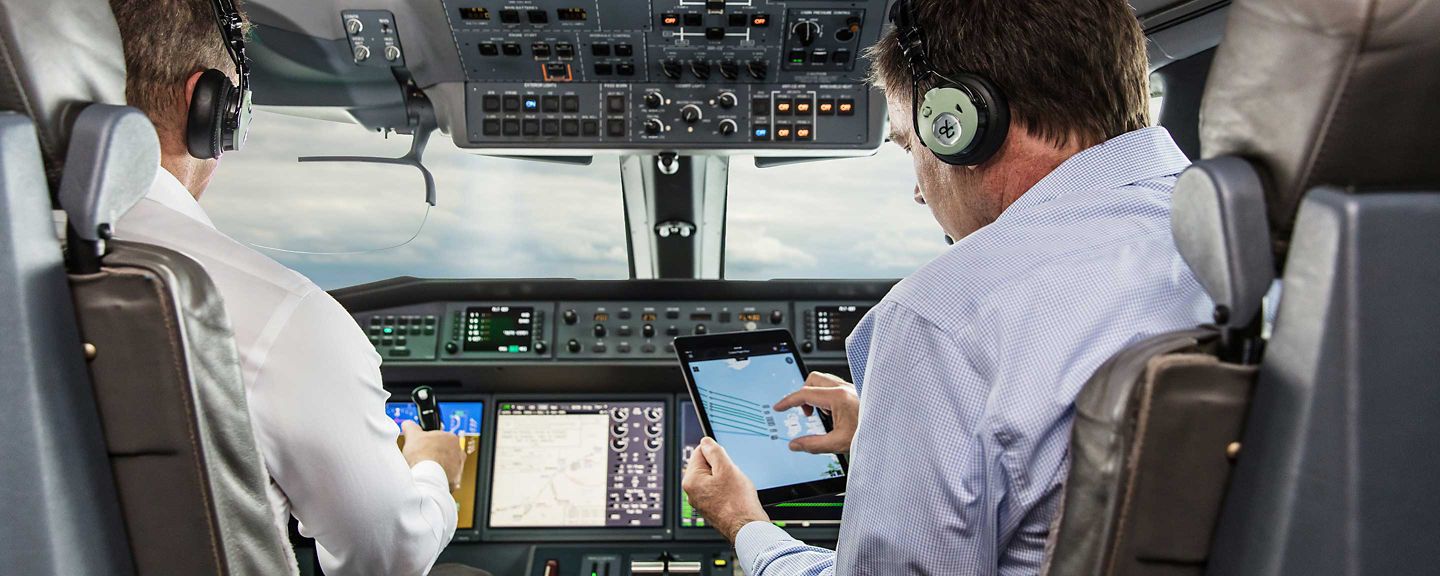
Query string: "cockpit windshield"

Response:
xmin=206 ymin=110 xmax=630 ymax=288
xmin=206 ymin=109 xmax=944 ymax=289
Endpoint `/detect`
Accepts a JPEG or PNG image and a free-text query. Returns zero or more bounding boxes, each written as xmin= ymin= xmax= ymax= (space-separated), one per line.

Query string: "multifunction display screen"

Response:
xmin=489 ymin=401 xmax=666 ymax=529
xmin=463 ymin=306 xmax=533 ymax=353
xmin=814 ymin=305 xmax=871 ymax=352
xmin=387 ymin=401 xmax=484 ymax=529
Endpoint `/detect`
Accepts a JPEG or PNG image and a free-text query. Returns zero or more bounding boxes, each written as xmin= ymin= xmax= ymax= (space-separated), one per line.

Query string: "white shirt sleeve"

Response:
xmin=244 ymin=290 xmax=457 ymax=576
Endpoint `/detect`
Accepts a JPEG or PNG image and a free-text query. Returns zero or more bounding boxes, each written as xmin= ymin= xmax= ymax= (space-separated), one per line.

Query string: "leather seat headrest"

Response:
xmin=1201 ymin=0 xmax=1440 ymax=261
xmin=0 ymin=0 xmax=127 ymax=193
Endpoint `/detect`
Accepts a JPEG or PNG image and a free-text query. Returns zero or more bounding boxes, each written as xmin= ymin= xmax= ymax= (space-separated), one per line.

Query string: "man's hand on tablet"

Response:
xmin=773 ymin=372 xmax=860 ymax=455
xmin=682 ymin=437 xmax=769 ymax=543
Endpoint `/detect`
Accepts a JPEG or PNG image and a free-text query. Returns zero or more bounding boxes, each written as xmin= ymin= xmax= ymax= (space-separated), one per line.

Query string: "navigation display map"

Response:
xmin=489 ymin=401 xmax=665 ymax=529
xmin=678 ymin=401 xmax=844 ymax=529
xmin=688 ymin=352 xmax=844 ymax=491
xmin=387 ymin=401 xmax=483 ymax=529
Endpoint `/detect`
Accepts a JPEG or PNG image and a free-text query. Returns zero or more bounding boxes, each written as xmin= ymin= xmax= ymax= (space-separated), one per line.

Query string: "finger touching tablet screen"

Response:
xmin=675 ymin=329 xmax=847 ymax=504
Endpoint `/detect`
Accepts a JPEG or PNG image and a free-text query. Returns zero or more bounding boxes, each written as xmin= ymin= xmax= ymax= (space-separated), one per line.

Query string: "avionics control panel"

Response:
xmin=441 ymin=0 xmax=889 ymax=151
xmin=356 ymin=299 xmax=876 ymax=361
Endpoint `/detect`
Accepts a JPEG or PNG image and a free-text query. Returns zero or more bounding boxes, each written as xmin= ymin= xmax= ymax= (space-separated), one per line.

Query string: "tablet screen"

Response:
xmin=683 ymin=341 xmax=844 ymax=492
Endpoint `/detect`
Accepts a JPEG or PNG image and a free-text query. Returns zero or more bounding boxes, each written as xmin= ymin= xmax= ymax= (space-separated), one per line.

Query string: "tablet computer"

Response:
xmin=674 ymin=329 xmax=847 ymax=504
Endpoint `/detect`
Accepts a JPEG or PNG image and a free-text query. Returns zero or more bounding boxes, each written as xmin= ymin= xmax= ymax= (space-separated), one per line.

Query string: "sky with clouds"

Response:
xmin=203 ymin=110 xmax=949 ymax=289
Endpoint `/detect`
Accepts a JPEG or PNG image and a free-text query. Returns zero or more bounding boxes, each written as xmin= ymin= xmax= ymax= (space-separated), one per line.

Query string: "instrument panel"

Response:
xmin=439 ymin=0 xmax=889 ymax=150
xmin=300 ymin=280 xmax=896 ymax=576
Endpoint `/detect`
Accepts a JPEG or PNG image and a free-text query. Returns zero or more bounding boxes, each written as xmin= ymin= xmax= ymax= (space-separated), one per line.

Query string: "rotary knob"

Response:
xmin=566 ymin=339 xmax=581 ymax=353
xmin=644 ymin=91 xmax=664 ymax=109
xmin=563 ymin=309 xmax=578 ymax=324
xmin=793 ymin=21 xmax=821 ymax=46
xmin=718 ymin=60 xmax=740 ymax=80
xmin=642 ymin=324 xmax=656 ymax=338
xmin=345 ymin=17 xmax=364 ymax=34
xmin=717 ymin=92 xmax=738 ymax=109
xmin=661 ymin=59 xmax=683 ymax=80
xmin=352 ymin=44 xmax=371 ymax=62
xmin=594 ymin=323 xmax=607 ymax=338
xmin=746 ymin=60 xmax=769 ymax=80
xmin=680 ymin=105 xmax=702 ymax=124
xmin=718 ymin=119 xmax=738 ymax=136
xmin=689 ymin=60 xmax=712 ymax=80
xmin=644 ymin=118 xmax=666 ymax=135
xmin=384 ymin=45 xmax=402 ymax=62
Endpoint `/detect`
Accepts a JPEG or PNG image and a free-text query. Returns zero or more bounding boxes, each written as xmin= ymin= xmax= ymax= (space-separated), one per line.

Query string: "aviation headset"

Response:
xmin=888 ymin=0 xmax=1009 ymax=166
xmin=186 ymin=0 xmax=253 ymax=159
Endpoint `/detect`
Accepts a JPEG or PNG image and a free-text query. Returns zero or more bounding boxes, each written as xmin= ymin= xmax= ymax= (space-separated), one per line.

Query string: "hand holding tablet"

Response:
xmin=674 ymin=329 xmax=848 ymax=505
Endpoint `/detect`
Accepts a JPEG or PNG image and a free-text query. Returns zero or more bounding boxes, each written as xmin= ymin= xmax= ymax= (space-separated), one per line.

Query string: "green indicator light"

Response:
xmin=508 ymin=345 xmax=520 ymax=353
xmin=382 ymin=327 xmax=394 ymax=334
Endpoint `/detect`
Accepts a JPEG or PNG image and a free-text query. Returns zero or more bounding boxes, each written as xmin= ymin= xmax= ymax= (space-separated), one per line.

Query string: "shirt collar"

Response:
xmin=999 ymin=126 xmax=1190 ymax=218
xmin=146 ymin=167 xmax=217 ymax=229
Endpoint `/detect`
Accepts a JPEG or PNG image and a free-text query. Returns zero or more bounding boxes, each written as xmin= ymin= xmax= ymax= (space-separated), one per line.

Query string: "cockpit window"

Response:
xmin=1150 ymin=72 xmax=1165 ymax=124
xmin=204 ymin=110 xmax=628 ymax=289
xmin=724 ymin=145 xmax=947 ymax=280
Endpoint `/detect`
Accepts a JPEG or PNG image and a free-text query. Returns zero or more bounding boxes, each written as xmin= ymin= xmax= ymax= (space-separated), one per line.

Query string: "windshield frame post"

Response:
xmin=619 ymin=154 xmax=729 ymax=280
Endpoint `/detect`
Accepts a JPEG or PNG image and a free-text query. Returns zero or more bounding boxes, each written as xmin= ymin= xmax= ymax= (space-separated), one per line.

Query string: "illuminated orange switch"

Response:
xmin=818 ymin=101 xmax=835 ymax=114
xmin=774 ymin=125 xmax=793 ymax=140
xmin=775 ymin=99 xmax=793 ymax=114
xmin=661 ymin=13 xmax=679 ymax=26
xmin=795 ymin=100 xmax=812 ymax=114
xmin=837 ymin=99 xmax=856 ymax=115
xmin=751 ymin=14 xmax=770 ymax=27
xmin=795 ymin=126 xmax=813 ymax=140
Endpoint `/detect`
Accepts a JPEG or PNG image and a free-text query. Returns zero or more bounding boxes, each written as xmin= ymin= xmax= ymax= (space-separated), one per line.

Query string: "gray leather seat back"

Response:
xmin=0 ymin=0 xmax=296 ymax=573
xmin=1202 ymin=0 xmax=1440 ymax=574
xmin=0 ymin=1 xmax=139 ymax=573
xmin=1201 ymin=0 xmax=1440 ymax=263
xmin=70 ymin=241 xmax=298 ymax=575
xmin=0 ymin=0 xmax=125 ymax=194
xmin=1043 ymin=329 xmax=1258 ymax=576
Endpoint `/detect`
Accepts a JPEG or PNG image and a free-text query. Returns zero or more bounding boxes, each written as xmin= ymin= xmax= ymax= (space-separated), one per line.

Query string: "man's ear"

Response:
xmin=182 ymin=70 xmax=205 ymax=114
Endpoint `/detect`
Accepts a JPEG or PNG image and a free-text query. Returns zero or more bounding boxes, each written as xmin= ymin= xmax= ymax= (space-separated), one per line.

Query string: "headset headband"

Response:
xmin=209 ymin=0 xmax=250 ymax=144
xmin=210 ymin=0 xmax=248 ymax=85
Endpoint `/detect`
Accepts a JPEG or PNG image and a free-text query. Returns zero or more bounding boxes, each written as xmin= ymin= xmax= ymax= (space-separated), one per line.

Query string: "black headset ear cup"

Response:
xmin=186 ymin=69 xmax=233 ymax=160
xmin=918 ymin=72 xmax=1011 ymax=167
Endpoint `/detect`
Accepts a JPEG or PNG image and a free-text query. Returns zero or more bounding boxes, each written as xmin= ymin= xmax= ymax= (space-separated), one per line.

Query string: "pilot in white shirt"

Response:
xmin=107 ymin=1 xmax=467 ymax=573
xmin=116 ymin=170 xmax=462 ymax=574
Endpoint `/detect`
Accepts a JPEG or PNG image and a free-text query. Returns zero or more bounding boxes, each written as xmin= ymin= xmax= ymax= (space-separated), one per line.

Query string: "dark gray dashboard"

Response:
xmin=302 ymin=279 xmax=893 ymax=576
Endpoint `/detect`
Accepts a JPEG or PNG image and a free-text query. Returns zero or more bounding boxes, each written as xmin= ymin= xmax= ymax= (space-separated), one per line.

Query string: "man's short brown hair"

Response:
xmin=109 ymin=0 xmax=247 ymax=140
xmin=870 ymin=0 xmax=1150 ymax=150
